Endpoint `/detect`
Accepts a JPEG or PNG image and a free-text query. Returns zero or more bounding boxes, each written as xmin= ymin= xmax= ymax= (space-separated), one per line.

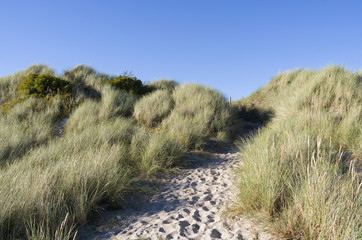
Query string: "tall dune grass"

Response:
xmin=129 ymin=130 xmax=185 ymax=177
xmin=0 ymin=133 xmax=131 ymax=239
xmin=147 ymin=79 xmax=178 ymax=91
xmin=133 ymin=89 xmax=174 ymax=127
xmin=0 ymin=96 xmax=64 ymax=166
xmin=160 ymin=83 xmax=232 ymax=148
xmin=234 ymin=66 xmax=361 ymax=239
xmin=63 ymin=65 xmax=106 ymax=88
xmin=100 ymin=85 xmax=137 ymax=118
xmin=65 ymin=89 xmax=136 ymax=135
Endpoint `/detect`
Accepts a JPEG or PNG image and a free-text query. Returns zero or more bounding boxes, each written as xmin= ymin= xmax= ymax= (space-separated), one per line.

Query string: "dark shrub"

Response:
xmin=18 ymin=73 xmax=71 ymax=98
xmin=107 ymin=74 xmax=152 ymax=95
xmin=236 ymin=104 xmax=274 ymax=124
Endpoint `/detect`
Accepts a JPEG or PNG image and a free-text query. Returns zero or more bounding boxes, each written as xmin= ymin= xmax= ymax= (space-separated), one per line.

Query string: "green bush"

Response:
xmin=18 ymin=73 xmax=71 ymax=98
xmin=0 ymin=65 xmax=55 ymax=105
xmin=107 ymin=74 xmax=151 ymax=95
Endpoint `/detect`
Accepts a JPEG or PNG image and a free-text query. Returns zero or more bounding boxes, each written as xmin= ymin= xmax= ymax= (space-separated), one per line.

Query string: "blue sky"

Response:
xmin=1 ymin=1 xmax=362 ymax=100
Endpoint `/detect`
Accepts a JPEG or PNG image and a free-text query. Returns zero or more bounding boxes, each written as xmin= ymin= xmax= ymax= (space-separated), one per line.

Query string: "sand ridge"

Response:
xmin=77 ymin=151 xmax=276 ymax=240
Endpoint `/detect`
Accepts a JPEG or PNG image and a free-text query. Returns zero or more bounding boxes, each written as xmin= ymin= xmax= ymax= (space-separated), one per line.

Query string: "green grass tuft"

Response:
xmin=147 ymin=79 xmax=178 ymax=91
xmin=133 ymin=89 xmax=174 ymax=127
xmin=160 ymin=83 xmax=232 ymax=149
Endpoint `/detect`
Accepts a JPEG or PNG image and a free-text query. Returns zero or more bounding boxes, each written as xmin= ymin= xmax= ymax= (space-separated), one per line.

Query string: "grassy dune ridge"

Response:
xmin=233 ymin=66 xmax=361 ymax=239
xmin=0 ymin=65 xmax=233 ymax=239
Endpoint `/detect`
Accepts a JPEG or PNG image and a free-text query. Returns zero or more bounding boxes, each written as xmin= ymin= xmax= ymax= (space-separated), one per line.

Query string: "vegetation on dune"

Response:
xmin=63 ymin=65 xmax=98 ymax=86
xmin=0 ymin=65 xmax=55 ymax=105
xmin=106 ymin=73 xmax=152 ymax=95
xmin=159 ymin=83 xmax=233 ymax=148
xmin=233 ymin=66 xmax=361 ymax=239
xmin=17 ymin=73 xmax=72 ymax=98
xmin=0 ymin=65 xmax=233 ymax=239
xmin=0 ymin=96 xmax=62 ymax=166
xmin=0 ymin=125 xmax=132 ymax=238
xmin=2 ymin=63 xmax=358 ymax=240
xmin=133 ymin=89 xmax=174 ymax=127
xmin=147 ymin=79 xmax=178 ymax=92
xmin=100 ymin=85 xmax=137 ymax=118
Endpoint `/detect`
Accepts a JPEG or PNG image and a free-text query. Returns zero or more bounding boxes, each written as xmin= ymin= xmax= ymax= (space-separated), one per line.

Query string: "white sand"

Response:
xmin=76 ymin=151 xmax=278 ymax=240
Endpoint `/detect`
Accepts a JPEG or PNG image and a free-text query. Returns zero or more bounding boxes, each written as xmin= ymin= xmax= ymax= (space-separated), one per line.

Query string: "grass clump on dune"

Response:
xmin=130 ymin=130 xmax=185 ymax=177
xmin=147 ymin=79 xmax=178 ymax=91
xmin=0 ymin=96 xmax=64 ymax=166
xmin=234 ymin=66 xmax=361 ymax=239
xmin=63 ymin=65 xmax=99 ymax=86
xmin=133 ymin=82 xmax=233 ymax=149
xmin=100 ymin=85 xmax=137 ymax=118
xmin=133 ymin=89 xmax=174 ymax=127
xmin=160 ymin=83 xmax=233 ymax=148
xmin=0 ymin=129 xmax=131 ymax=239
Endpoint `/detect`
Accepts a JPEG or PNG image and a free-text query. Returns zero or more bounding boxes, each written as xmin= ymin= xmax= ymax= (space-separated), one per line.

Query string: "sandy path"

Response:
xmin=55 ymin=117 xmax=68 ymax=137
xmin=76 ymin=151 xmax=276 ymax=240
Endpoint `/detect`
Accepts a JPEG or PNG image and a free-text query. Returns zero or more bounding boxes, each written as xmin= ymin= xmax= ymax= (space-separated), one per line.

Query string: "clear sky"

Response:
xmin=1 ymin=1 xmax=362 ymax=100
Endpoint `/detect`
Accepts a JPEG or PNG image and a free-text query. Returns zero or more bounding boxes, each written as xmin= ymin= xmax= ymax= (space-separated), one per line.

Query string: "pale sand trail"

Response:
xmin=76 ymin=148 xmax=277 ymax=240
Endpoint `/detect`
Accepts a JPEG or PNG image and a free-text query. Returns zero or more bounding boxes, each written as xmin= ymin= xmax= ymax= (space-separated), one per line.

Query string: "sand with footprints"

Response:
xmin=76 ymin=150 xmax=277 ymax=240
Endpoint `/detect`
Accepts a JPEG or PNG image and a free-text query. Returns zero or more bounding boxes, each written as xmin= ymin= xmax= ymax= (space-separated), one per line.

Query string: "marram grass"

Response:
xmin=234 ymin=66 xmax=361 ymax=239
